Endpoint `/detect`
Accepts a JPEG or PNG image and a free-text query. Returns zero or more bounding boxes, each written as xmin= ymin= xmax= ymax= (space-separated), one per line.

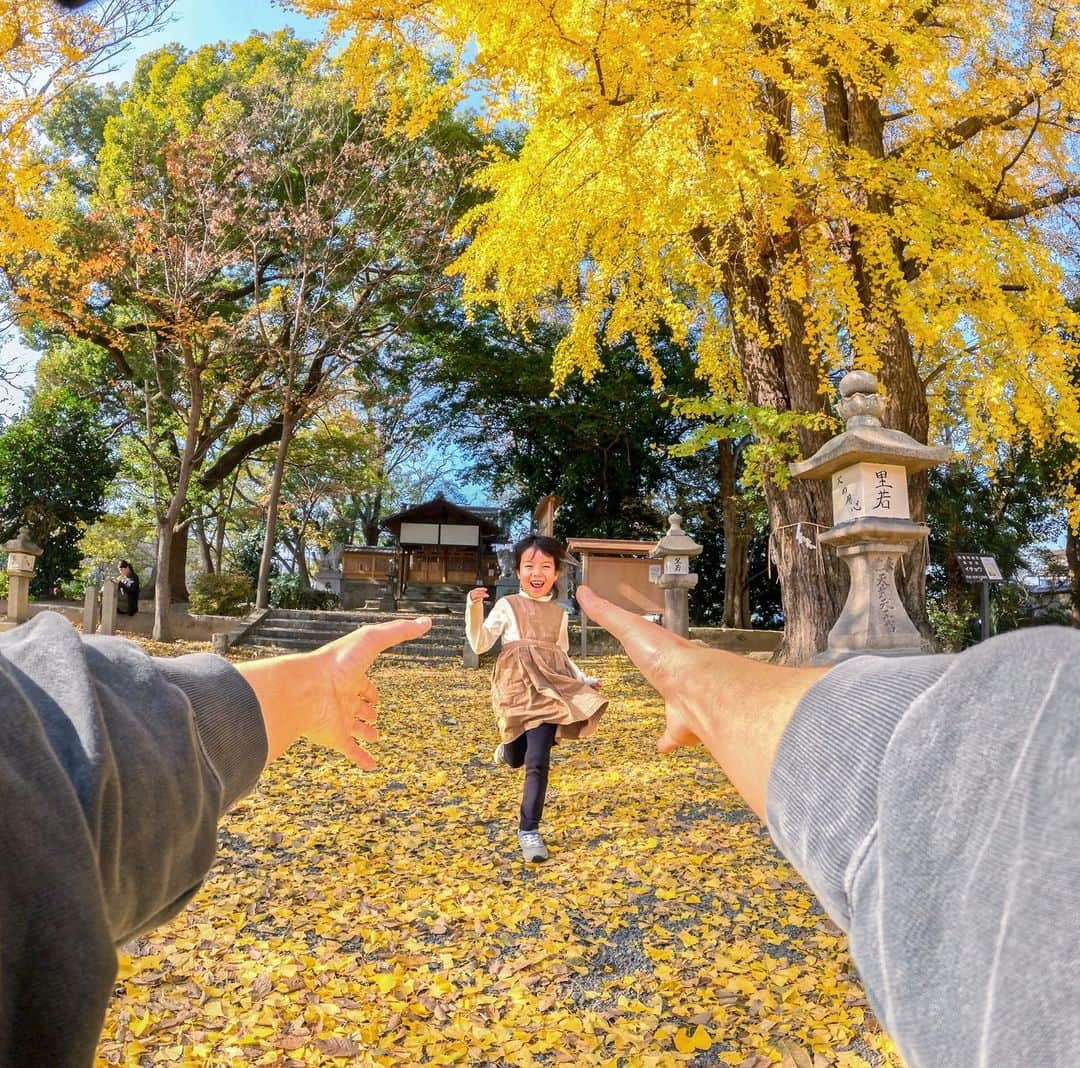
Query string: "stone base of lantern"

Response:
xmin=658 ymin=572 xmax=698 ymax=639
xmin=811 ymin=519 xmax=934 ymax=665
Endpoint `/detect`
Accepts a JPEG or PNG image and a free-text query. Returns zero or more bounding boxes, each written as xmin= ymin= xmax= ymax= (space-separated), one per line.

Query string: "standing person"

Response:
xmin=116 ymin=560 xmax=140 ymax=615
xmin=466 ymin=535 xmax=607 ymax=862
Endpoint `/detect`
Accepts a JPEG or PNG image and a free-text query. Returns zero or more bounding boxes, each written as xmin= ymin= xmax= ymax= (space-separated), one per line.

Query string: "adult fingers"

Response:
xmin=657 ymin=721 xmax=700 ymax=754
xmin=333 ymin=615 xmax=433 ymax=673
xmin=359 ymin=615 xmax=433 ymax=657
xmin=576 ymin=586 xmax=691 ymax=688
xmin=340 ymin=738 xmax=377 ymax=771
xmin=352 ymin=718 xmax=378 ymax=743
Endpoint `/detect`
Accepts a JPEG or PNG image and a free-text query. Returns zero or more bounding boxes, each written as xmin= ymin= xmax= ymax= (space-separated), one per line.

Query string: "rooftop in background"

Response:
xmin=1020 ymin=548 xmax=1070 ymax=594
xmin=381 ymin=494 xmax=506 ymax=540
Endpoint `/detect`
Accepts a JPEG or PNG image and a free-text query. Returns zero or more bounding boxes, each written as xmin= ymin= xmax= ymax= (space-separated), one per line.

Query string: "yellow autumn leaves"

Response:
xmin=297 ymin=0 xmax=1080 ymax=501
xmin=98 ymin=649 xmax=900 ymax=1067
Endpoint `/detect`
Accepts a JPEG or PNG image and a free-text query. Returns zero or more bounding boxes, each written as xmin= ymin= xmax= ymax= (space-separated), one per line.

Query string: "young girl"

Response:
xmin=466 ymin=534 xmax=607 ymax=862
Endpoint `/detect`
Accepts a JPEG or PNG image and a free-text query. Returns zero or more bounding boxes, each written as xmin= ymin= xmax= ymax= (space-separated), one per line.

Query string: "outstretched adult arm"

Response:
xmin=576 ymin=586 xmax=827 ymax=818
xmin=576 ymin=586 xmax=1080 ymax=1068
xmin=0 ymin=611 xmax=430 ymax=1067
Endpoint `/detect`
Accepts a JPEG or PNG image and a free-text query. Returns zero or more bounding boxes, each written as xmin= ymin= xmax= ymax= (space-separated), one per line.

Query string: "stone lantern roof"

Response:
xmin=789 ymin=371 xmax=952 ymax=480
xmin=3 ymin=526 xmax=42 ymax=557
xmin=648 ymin=514 xmax=703 ymax=559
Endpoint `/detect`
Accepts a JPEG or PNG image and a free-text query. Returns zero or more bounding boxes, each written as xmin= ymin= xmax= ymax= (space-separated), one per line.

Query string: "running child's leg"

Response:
xmin=499 ymin=733 xmax=528 ymax=768
xmin=519 ymin=723 xmax=557 ymax=831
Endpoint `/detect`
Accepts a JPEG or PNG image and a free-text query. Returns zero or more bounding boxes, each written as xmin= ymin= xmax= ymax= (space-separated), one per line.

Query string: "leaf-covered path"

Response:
xmin=98 ymin=652 xmax=902 ymax=1067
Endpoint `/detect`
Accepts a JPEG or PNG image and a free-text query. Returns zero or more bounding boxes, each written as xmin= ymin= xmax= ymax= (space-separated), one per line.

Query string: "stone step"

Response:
xmin=240 ymin=633 xmax=463 ymax=657
xmin=260 ymin=606 xmax=462 ymax=623
xmin=251 ymin=620 xmax=461 ymax=639
xmin=232 ymin=605 xmax=466 ymax=656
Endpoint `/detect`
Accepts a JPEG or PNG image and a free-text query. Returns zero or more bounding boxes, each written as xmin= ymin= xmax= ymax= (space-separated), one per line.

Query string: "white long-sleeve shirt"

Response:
xmin=464 ymin=591 xmax=594 ymax=684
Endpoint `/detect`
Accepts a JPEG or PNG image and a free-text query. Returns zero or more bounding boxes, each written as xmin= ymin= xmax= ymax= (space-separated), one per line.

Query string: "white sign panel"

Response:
xmin=663 ymin=555 xmax=689 ymax=575
xmin=439 ymin=524 xmax=479 ymax=546
xmin=399 ymin=522 xmax=440 ymax=545
xmin=6 ymin=552 xmax=35 ymax=573
xmin=980 ymin=556 xmax=1003 ymax=581
xmin=832 ymin=462 xmax=910 ymax=524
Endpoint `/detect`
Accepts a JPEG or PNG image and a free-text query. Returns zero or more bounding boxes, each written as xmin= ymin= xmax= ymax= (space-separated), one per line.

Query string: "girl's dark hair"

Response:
xmin=513 ymin=534 xmax=566 ymax=572
xmin=119 ymin=560 xmax=131 ymax=569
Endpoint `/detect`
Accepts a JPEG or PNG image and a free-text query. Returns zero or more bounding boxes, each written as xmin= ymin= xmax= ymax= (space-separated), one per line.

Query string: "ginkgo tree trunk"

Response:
xmin=296 ymin=0 xmax=1080 ymax=661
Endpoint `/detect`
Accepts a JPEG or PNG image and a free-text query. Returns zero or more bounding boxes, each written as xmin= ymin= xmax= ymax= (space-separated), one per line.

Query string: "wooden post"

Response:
xmin=580 ymin=552 xmax=589 ymax=657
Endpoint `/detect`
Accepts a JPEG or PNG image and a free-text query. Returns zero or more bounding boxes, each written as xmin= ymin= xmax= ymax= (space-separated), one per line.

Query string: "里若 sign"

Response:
xmin=831 ymin=462 xmax=910 ymax=524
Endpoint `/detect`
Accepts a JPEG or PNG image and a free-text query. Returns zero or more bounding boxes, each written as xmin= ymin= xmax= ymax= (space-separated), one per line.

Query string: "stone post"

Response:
xmin=649 ymin=515 xmax=702 ymax=639
xmin=83 ymin=585 xmax=100 ymax=634
xmin=99 ymin=579 xmax=118 ymax=635
xmin=789 ymin=370 xmax=952 ymax=664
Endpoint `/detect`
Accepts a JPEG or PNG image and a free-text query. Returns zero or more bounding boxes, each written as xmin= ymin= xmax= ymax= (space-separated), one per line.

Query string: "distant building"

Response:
xmin=1021 ymin=548 xmax=1070 ymax=613
xmin=339 ymin=495 xmax=507 ymax=609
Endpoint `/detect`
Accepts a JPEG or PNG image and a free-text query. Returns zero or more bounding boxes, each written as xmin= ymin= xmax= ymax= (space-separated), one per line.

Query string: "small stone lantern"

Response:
xmin=789 ymin=370 xmax=952 ymax=664
xmin=5 ymin=526 xmax=42 ymax=624
xmin=650 ymin=514 xmax=702 ymax=638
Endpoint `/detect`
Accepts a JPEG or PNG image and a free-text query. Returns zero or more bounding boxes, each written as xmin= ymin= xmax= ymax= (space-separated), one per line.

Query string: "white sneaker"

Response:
xmin=492 ymin=743 xmax=508 ymax=766
xmin=518 ymin=829 xmax=548 ymax=862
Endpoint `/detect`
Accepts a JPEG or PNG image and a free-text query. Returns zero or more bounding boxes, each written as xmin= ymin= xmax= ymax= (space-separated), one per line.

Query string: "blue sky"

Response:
xmin=103 ymin=0 xmax=327 ymax=81
xmin=0 ymin=0 xmax=329 ymax=415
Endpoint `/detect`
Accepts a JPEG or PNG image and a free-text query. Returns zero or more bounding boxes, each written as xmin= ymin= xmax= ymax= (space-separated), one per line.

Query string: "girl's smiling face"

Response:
xmin=517 ymin=546 xmax=559 ymax=599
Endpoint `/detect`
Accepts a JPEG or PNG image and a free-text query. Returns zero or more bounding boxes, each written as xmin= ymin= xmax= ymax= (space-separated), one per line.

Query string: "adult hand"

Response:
xmin=576 ymin=586 xmax=827 ymax=819
xmin=236 ymin=616 xmax=433 ymax=769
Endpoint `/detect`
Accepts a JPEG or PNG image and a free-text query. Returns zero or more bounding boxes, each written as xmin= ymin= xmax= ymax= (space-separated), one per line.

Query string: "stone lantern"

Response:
xmin=494 ymin=543 xmax=519 ymax=601
xmin=649 ymin=514 xmax=702 ymax=639
xmin=5 ymin=526 xmax=42 ymax=624
xmin=789 ymin=370 xmax=952 ymax=664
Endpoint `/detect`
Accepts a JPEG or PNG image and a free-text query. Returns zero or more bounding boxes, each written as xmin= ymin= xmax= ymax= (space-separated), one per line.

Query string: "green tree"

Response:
xmin=256 ymin=410 xmax=379 ymax=587
xmin=12 ymin=32 xmax=482 ymax=637
xmin=336 ymin=337 xmax=465 ymax=549
xmin=927 ymin=453 xmax=1064 ymax=647
xmin=424 ymin=308 xmax=690 ymax=539
xmin=0 ymin=391 xmax=117 ymax=595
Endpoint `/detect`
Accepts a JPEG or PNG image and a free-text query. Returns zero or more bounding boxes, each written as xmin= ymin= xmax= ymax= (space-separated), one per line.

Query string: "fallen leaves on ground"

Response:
xmin=97 ymin=648 xmax=902 ymax=1068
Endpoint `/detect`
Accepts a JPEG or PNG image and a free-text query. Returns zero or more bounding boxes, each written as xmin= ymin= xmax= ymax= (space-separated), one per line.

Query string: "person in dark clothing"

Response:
xmin=116 ymin=560 xmax=140 ymax=615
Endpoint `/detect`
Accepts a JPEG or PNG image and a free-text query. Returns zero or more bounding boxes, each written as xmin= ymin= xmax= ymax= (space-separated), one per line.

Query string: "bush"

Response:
xmin=268 ymin=573 xmax=340 ymax=611
xmin=57 ymin=577 xmax=86 ymax=601
xmin=927 ymin=594 xmax=975 ymax=652
xmin=189 ymin=572 xmax=254 ymax=616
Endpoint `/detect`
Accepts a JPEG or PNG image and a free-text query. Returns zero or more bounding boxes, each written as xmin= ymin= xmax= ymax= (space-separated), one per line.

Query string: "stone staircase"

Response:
xmin=232 ymin=603 xmax=467 ymax=658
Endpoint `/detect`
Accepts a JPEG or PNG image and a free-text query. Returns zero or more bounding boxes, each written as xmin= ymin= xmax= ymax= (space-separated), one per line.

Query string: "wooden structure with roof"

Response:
xmin=379 ymin=495 xmax=504 ymax=595
xmin=566 ymin=537 xmax=666 ymax=655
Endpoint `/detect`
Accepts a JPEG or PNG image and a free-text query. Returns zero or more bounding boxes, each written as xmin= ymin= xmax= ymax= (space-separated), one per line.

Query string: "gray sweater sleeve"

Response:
xmin=0 ymin=612 xmax=268 ymax=1067
xmin=766 ymin=626 xmax=1080 ymax=1068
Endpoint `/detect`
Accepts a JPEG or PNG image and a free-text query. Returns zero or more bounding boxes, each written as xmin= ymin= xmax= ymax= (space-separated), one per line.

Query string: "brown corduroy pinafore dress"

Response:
xmin=491 ymin=595 xmax=608 ymax=745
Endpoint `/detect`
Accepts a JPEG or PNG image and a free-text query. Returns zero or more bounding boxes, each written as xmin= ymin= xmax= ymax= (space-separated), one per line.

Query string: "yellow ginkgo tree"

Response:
xmin=0 ymin=0 xmax=170 ymax=264
xmin=296 ymin=0 xmax=1080 ymax=659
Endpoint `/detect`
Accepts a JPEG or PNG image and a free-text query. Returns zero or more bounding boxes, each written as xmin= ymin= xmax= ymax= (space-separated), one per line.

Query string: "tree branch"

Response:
xmin=889 ymin=77 xmax=1064 ymax=157
xmin=987 ymin=181 xmax=1080 ymax=220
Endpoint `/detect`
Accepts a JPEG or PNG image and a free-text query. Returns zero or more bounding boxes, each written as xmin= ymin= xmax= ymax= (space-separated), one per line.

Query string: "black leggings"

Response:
xmin=503 ymin=723 xmax=557 ymax=832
